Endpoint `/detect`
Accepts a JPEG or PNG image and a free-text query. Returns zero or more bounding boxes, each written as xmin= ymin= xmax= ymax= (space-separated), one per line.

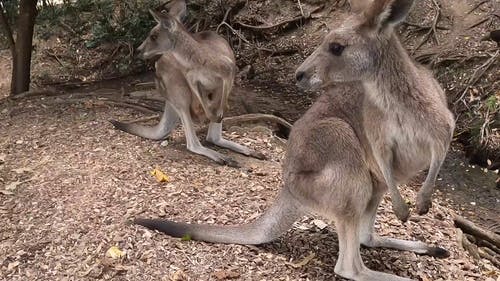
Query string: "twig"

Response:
xmin=216 ymin=7 xmax=232 ymax=33
xmin=412 ymin=0 xmax=441 ymax=53
xmin=59 ymin=19 xmax=77 ymax=34
xmin=236 ymin=6 xmax=322 ymax=31
xmin=466 ymin=0 xmax=489 ymax=15
xmin=403 ymin=21 xmax=448 ymax=31
xmin=454 ymin=50 xmax=499 ymax=105
xmin=133 ymin=82 xmax=156 ymax=88
xmin=46 ymin=51 xmax=67 ymax=68
xmin=127 ymin=114 xmax=160 ymax=124
xmin=297 ymin=0 xmax=305 ymax=18
xmin=467 ymin=17 xmax=490 ymax=30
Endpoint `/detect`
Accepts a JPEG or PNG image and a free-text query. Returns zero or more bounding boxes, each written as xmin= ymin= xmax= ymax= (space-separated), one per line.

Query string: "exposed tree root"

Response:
xmin=456 ymin=218 xmax=500 ymax=268
xmin=454 ymin=216 xmax=500 ymax=248
xmin=223 ymin=113 xmax=292 ymax=129
xmin=412 ymin=0 xmax=441 ymax=53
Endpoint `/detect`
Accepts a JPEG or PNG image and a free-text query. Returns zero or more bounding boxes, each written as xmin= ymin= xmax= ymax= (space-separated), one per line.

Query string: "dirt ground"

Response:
xmin=0 ymin=90 xmax=499 ymax=281
xmin=1 ymin=0 xmax=500 ymax=280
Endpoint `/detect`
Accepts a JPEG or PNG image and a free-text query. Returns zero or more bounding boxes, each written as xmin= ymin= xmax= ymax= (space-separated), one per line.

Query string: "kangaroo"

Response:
xmin=110 ymin=0 xmax=264 ymax=167
xmin=134 ymin=0 xmax=454 ymax=280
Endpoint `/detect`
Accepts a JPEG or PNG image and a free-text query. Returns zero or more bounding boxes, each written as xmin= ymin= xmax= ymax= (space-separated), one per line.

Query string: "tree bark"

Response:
xmin=11 ymin=0 xmax=38 ymax=95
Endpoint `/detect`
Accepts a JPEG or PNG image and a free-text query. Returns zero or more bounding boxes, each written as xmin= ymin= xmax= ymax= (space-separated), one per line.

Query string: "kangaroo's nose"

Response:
xmin=295 ymin=71 xmax=305 ymax=81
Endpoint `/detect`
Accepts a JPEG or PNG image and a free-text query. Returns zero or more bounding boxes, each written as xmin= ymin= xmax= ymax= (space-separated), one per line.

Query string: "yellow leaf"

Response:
xmin=150 ymin=167 xmax=170 ymax=182
xmin=106 ymin=246 xmax=125 ymax=259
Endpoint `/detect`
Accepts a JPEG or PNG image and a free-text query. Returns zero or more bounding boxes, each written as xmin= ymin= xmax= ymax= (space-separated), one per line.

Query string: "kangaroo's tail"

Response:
xmin=110 ymin=101 xmax=179 ymax=141
xmin=134 ymin=188 xmax=302 ymax=245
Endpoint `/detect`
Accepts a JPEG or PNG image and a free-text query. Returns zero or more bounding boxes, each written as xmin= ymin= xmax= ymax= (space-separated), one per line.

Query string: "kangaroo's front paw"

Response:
xmin=393 ymin=202 xmax=410 ymax=222
xmin=416 ymin=194 xmax=432 ymax=215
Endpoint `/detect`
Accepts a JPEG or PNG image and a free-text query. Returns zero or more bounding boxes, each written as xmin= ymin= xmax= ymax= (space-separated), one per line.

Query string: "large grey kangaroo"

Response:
xmin=111 ymin=0 xmax=264 ymax=167
xmin=134 ymin=0 xmax=455 ymax=280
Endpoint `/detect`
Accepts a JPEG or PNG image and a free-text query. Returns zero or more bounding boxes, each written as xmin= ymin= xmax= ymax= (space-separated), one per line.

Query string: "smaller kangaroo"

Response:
xmin=134 ymin=0 xmax=454 ymax=280
xmin=111 ymin=0 xmax=264 ymax=167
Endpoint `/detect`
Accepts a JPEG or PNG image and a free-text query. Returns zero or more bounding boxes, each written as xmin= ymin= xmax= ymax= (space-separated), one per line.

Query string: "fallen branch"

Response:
xmin=223 ymin=113 xmax=293 ymax=129
xmin=127 ymin=114 xmax=160 ymax=124
xmin=101 ymin=100 xmax=158 ymax=114
xmin=467 ymin=17 xmax=490 ymax=30
xmin=454 ymin=215 xmax=500 ymax=248
xmin=133 ymin=81 xmax=156 ymax=88
xmin=235 ymin=6 xmax=322 ymax=31
xmin=128 ymin=90 xmax=164 ymax=102
xmin=466 ymin=0 xmax=489 ymax=15
xmin=10 ymin=89 xmax=60 ymax=100
xmin=403 ymin=21 xmax=448 ymax=31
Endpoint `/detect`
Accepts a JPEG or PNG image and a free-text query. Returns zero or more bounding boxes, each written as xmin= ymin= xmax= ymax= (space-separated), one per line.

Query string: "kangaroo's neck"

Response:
xmin=170 ymin=30 xmax=205 ymax=67
xmin=363 ymin=33 xmax=423 ymax=110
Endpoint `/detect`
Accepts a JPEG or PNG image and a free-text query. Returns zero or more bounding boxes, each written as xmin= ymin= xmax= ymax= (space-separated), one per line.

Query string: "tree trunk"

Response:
xmin=11 ymin=0 xmax=38 ymax=95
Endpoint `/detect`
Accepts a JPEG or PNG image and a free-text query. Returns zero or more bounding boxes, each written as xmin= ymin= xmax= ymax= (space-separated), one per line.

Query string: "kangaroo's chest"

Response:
xmin=363 ymin=103 xmax=431 ymax=182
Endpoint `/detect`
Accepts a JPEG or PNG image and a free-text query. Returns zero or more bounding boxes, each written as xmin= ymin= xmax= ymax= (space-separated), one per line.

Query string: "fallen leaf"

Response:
xmin=7 ymin=261 xmax=20 ymax=271
xmin=12 ymin=167 xmax=33 ymax=174
xmin=0 ymin=189 xmax=14 ymax=195
xmin=150 ymin=167 xmax=170 ymax=182
xmin=213 ymin=269 xmax=240 ymax=280
xmin=312 ymin=219 xmax=328 ymax=230
xmin=285 ymin=252 xmax=316 ymax=268
xmin=5 ymin=181 xmax=21 ymax=191
xmin=170 ymin=269 xmax=188 ymax=281
xmin=105 ymin=246 xmax=125 ymax=259
xmin=181 ymin=234 xmax=191 ymax=241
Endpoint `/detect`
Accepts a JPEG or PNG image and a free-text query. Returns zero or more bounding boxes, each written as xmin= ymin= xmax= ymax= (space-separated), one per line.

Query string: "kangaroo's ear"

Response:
xmin=166 ymin=0 xmax=187 ymax=22
xmin=363 ymin=0 xmax=414 ymax=31
xmin=150 ymin=9 xmax=178 ymax=31
xmin=149 ymin=9 xmax=162 ymax=23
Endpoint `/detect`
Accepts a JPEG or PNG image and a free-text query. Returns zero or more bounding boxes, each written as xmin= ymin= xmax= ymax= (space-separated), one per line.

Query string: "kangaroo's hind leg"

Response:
xmin=175 ymin=108 xmax=239 ymax=167
xmin=334 ymin=216 xmax=413 ymax=281
xmin=206 ymin=122 xmax=266 ymax=159
xmin=359 ymin=179 xmax=450 ymax=258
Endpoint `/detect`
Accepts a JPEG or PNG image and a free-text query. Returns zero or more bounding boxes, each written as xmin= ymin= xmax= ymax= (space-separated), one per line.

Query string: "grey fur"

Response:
xmin=111 ymin=0 xmax=264 ymax=166
xmin=135 ymin=0 xmax=454 ymax=280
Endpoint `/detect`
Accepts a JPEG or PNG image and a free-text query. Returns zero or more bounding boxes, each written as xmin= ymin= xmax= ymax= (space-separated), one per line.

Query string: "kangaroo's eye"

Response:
xmin=328 ymin=42 xmax=345 ymax=56
xmin=150 ymin=34 xmax=158 ymax=41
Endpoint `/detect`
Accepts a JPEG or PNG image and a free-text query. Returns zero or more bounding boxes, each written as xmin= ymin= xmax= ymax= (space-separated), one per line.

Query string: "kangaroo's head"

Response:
xmin=295 ymin=0 xmax=414 ymax=90
xmin=137 ymin=0 xmax=187 ymax=60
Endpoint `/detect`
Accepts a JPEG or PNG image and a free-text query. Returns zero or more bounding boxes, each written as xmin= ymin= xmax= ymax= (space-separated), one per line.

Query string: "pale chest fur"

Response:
xmin=362 ymin=84 xmax=433 ymax=182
